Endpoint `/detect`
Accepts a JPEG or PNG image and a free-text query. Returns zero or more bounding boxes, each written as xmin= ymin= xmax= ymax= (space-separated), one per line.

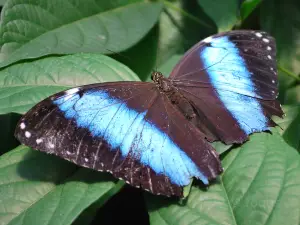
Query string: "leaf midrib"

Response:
xmin=1 ymin=1 xmax=146 ymax=50
xmin=220 ymin=180 xmax=238 ymax=225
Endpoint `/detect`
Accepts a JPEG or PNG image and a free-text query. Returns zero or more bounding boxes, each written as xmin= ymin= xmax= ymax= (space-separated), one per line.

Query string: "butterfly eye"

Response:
xmin=151 ymin=71 xmax=163 ymax=83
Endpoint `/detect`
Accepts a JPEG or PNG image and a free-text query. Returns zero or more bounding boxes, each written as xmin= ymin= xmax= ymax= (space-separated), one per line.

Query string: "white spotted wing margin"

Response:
xmin=169 ymin=30 xmax=284 ymax=145
xmin=15 ymin=81 xmax=222 ymax=197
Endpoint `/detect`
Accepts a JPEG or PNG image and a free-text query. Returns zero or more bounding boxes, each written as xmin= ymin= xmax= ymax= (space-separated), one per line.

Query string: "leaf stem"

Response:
xmin=161 ymin=0 xmax=212 ymax=28
xmin=278 ymin=65 xmax=300 ymax=82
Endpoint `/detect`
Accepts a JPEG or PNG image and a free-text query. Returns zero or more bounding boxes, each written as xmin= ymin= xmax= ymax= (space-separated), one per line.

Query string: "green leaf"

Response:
xmin=240 ymin=0 xmax=261 ymax=20
xmin=211 ymin=141 xmax=232 ymax=155
xmin=0 ymin=146 xmax=124 ymax=225
xmin=282 ymin=112 xmax=300 ymax=152
xmin=156 ymin=1 xmax=216 ymax=69
xmin=0 ymin=53 xmax=139 ymax=115
xmin=197 ymin=0 xmax=239 ymax=32
xmin=155 ymin=2 xmax=185 ymax=67
xmin=112 ymin=25 xmax=159 ymax=81
xmin=274 ymin=104 xmax=300 ymax=134
xmin=260 ymin=0 xmax=300 ymax=102
xmin=0 ymin=0 xmax=7 ymax=6
xmin=158 ymin=54 xmax=182 ymax=77
xmin=285 ymin=85 xmax=300 ymax=104
xmin=148 ymin=131 xmax=300 ymax=225
xmin=274 ymin=104 xmax=300 ymax=151
xmin=0 ymin=1 xmax=163 ymax=68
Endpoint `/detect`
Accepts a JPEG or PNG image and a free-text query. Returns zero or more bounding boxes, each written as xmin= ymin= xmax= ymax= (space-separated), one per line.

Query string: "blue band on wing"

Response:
xmin=53 ymin=91 xmax=208 ymax=186
xmin=200 ymin=36 xmax=268 ymax=134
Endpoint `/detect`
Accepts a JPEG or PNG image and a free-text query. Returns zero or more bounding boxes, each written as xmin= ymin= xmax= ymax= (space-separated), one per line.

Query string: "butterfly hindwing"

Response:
xmin=169 ymin=30 xmax=283 ymax=144
xmin=15 ymin=82 xmax=222 ymax=197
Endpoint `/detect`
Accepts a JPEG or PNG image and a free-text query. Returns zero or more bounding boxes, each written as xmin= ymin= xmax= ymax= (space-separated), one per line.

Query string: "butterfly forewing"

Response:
xmin=169 ymin=30 xmax=283 ymax=144
xmin=170 ymin=30 xmax=278 ymax=99
xmin=15 ymin=81 xmax=222 ymax=197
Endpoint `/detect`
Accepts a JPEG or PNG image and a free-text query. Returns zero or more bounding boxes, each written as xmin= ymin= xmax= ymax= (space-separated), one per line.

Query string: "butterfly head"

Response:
xmin=151 ymin=71 xmax=163 ymax=84
xmin=151 ymin=71 xmax=174 ymax=93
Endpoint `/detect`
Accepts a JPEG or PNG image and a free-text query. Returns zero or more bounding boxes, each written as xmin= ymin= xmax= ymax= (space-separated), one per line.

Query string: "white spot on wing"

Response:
xmin=267 ymin=55 xmax=272 ymax=59
xmin=49 ymin=143 xmax=55 ymax=148
xmin=63 ymin=88 xmax=80 ymax=101
xmin=211 ymin=150 xmax=219 ymax=159
xmin=202 ymin=36 xmax=213 ymax=43
xmin=270 ymin=67 xmax=274 ymax=71
xmin=84 ymin=158 xmax=89 ymax=162
xmin=65 ymin=87 xmax=80 ymax=95
xmin=272 ymin=80 xmax=275 ymax=84
xmin=64 ymin=95 xmax=74 ymax=101
xmin=208 ymin=165 xmax=216 ymax=178
xmin=20 ymin=122 xmax=26 ymax=129
xmin=267 ymin=46 xmax=272 ymax=51
xmin=25 ymin=131 xmax=31 ymax=138
xmin=36 ymin=138 xmax=43 ymax=144
xmin=263 ymin=38 xmax=270 ymax=43
xmin=255 ymin=32 xmax=262 ymax=38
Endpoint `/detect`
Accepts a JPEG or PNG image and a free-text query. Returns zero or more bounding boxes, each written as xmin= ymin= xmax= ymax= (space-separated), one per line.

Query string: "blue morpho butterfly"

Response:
xmin=15 ymin=30 xmax=283 ymax=197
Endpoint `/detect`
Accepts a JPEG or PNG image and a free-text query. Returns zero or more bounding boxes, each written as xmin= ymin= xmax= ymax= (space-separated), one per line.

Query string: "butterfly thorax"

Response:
xmin=151 ymin=71 xmax=196 ymax=119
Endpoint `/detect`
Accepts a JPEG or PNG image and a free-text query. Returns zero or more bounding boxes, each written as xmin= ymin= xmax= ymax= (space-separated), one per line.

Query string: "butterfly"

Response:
xmin=15 ymin=30 xmax=283 ymax=197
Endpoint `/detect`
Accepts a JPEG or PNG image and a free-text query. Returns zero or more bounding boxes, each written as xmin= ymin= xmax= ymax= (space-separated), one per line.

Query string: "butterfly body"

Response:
xmin=15 ymin=30 xmax=283 ymax=197
xmin=153 ymin=71 xmax=197 ymax=120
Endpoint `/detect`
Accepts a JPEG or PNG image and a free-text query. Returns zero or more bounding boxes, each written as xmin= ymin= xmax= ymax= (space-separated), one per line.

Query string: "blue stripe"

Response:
xmin=54 ymin=91 xmax=208 ymax=186
xmin=200 ymin=36 xmax=267 ymax=134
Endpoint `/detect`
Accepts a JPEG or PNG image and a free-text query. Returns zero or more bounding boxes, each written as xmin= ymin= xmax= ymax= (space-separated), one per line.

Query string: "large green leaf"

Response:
xmin=112 ymin=25 xmax=159 ymax=81
xmin=274 ymin=104 xmax=300 ymax=151
xmin=0 ymin=146 xmax=124 ymax=225
xmin=156 ymin=3 xmax=184 ymax=68
xmin=0 ymin=0 xmax=163 ymax=68
xmin=0 ymin=53 xmax=139 ymax=115
xmin=155 ymin=1 xmax=216 ymax=70
xmin=240 ymin=0 xmax=261 ymax=20
xmin=285 ymin=85 xmax=300 ymax=104
xmin=148 ymin=131 xmax=300 ymax=225
xmin=282 ymin=112 xmax=300 ymax=152
xmin=260 ymin=0 xmax=300 ymax=102
xmin=197 ymin=0 xmax=239 ymax=32
xmin=158 ymin=54 xmax=182 ymax=77
xmin=0 ymin=0 xmax=6 ymax=6
xmin=274 ymin=104 xmax=300 ymax=134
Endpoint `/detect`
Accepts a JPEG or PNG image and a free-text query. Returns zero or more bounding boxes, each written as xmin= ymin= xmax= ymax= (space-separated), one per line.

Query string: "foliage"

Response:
xmin=0 ymin=0 xmax=299 ymax=224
